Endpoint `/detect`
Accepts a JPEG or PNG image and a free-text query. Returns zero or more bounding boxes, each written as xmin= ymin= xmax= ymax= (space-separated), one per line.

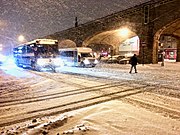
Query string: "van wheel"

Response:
xmin=80 ymin=62 xmax=85 ymax=68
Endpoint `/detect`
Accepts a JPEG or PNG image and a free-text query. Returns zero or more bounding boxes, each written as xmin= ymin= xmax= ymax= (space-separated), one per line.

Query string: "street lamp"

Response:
xmin=18 ymin=35 xmax=25 ymax=43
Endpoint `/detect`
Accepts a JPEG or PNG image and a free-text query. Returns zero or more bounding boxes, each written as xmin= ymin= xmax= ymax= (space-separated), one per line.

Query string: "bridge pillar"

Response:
xmin=176 ymin=37 xmax=180 ymax=62
xmin=138 ymin=41 xmax=154 ymax=64
xmin=114 ymin=45 xmax=119 ymax=55
xmin=138 ymin=23 xmax=155 ymax=64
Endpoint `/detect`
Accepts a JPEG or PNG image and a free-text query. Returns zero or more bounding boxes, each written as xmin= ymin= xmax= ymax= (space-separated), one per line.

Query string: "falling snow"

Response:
xmin=0 ymin=0 xmax=150 ymax=49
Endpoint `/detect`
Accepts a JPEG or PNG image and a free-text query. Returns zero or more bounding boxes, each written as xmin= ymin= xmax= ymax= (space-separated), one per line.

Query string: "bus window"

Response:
xmin=27 ymin=45 xmax=34 ymax=53
xmin=60 ymin=51 xmax=74 ymax=57
xmin=22 ymin=46 xmax=26 ymax=54
xmin=17 ymin=46 xmax=23 ymax=54
xmin=33 ymin=46 xmax=39 ymax=57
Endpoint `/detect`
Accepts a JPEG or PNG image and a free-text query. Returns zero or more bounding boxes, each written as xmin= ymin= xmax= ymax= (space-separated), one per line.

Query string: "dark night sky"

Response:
xmin=0 ymin=0 xmax=150 ymax=49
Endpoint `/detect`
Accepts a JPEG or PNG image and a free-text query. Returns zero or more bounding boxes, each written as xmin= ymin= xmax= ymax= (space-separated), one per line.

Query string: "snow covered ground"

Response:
xmin=0 ymin=61 xmax=180 ymax=135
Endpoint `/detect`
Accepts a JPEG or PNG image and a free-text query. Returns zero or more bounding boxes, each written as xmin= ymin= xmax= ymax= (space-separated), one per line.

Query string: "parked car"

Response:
xmin=107 ymin=55 xmax=130 ymax=64
xmin=119 ymin=57 xmax=131 ymax=64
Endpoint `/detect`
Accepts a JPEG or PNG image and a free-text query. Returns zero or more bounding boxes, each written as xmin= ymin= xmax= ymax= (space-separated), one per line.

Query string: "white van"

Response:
xmin=59 ymin=47 xmax=98 ymax=67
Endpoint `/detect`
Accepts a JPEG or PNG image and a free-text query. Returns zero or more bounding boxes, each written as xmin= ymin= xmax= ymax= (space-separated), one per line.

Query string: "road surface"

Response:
xmin=0 ymin=63 xmax=180 ymax=134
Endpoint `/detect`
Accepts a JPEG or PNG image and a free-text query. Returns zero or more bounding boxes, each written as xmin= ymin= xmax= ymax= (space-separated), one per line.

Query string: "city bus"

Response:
xmin=13 ymin=39 xmax=63 ymax=71
xmin=59 ymin=47 xmax=98 ymax=67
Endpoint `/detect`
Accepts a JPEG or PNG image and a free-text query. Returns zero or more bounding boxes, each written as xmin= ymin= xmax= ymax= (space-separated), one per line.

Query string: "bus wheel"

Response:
xmin=31 ymin=62 xmax=40 ymax=71
xmin=53 ymin=68 xmax=56 ymax=73
xmin=31 ymin=61 xmax=35 ymax=69
xmin=50 ymin=66 xmax=56 ymax=73
xmin=35 ymin=66 xmax=41 ymax=72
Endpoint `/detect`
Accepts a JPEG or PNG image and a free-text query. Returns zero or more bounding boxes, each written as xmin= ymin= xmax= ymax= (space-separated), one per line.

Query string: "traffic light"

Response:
xmin=144 ymin=5 xmax=149 ymax=24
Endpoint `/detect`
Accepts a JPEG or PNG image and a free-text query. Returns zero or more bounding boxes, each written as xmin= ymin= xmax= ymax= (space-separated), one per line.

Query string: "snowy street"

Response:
xmin=0 ymin=0 xmax=179 ymax=134
xmin=0 ymin=62 xmax=180 ymax=135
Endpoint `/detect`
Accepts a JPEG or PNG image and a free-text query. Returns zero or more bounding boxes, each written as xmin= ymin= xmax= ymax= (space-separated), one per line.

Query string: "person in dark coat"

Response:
xmin=129 ymin=54 xmax=138 ymax=73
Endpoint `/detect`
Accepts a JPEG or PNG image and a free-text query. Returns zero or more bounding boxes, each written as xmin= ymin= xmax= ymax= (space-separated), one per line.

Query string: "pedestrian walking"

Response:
xmin=129 ymin=54 xmax=138 ymax=73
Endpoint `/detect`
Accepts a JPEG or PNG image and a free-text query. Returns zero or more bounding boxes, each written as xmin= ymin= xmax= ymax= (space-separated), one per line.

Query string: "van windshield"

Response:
xmin=81 ymin=53 xmax=92 ymax=57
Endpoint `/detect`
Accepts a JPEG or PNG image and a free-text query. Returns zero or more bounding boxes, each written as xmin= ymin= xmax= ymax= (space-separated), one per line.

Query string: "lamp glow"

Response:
xmin=118 ymin=28 xmax=130 ymax=37
xmin=18 ymin=35 xmax=25 ymax=42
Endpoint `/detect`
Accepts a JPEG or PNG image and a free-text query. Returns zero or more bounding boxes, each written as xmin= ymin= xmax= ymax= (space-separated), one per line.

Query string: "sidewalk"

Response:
xmin=138 ymin=62 xmax=180 ymax=71
xmin=97 ymin=61 xmax=180 ymax=72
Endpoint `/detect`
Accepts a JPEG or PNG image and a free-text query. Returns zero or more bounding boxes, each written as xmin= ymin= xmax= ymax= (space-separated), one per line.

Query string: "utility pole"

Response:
xmin=144 ymin=5 xmax=149 ymax=25
xmin=75 ymin=17 xmax=78 ymax=27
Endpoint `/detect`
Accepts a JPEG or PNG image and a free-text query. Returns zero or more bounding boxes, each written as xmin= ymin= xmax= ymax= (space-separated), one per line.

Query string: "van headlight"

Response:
xmin=94 ymin=59 xmax=98 ymax=64
xmin=83 ymin=59 xmax=90 ymax=64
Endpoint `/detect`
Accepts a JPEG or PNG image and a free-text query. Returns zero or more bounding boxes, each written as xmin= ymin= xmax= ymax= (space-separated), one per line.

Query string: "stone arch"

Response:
xmin=58 ymin=39 xmax=76 ymax=48
xmin=45 ymin=0 xmax=179 ymax=64
xmin=82 ymin=27 xmax=138 ymax=56
xmin=153 ymin=19 xmax=180 ymax=63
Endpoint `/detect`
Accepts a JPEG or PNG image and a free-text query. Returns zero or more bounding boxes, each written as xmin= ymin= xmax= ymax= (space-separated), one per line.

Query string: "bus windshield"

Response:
xmin=36 ymin=44 xmax=58 ymax=58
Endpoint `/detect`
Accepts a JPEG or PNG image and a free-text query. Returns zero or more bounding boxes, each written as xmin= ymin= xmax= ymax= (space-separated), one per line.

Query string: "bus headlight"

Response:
xmin=53 ymin=58 xmax=64 ymax=66
xmin=0 ymin=54 xmax=6 ymax=63
xmin=37 ymin=59 xmax=46 ymax=66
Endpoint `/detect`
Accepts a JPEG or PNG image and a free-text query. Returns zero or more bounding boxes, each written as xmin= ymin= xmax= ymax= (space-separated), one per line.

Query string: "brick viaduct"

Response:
xmin=45 ymin=0 xmax=180 ymax=64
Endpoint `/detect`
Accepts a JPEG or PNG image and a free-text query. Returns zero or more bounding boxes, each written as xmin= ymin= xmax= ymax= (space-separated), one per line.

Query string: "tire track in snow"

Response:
xmin=0 ymin=81 xmax=129 ymax=107
xmin=1 ymin=69 xmax=180 ymax=127
xmin=0 ymin=84 xmax=150 ymax=127
xmin=122 ymin=97 xmax=180 ymax=120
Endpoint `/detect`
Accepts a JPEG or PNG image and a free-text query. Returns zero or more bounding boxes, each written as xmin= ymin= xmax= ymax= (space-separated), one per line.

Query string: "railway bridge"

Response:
xmin=45 ymin=0 xmax=180 ymax=64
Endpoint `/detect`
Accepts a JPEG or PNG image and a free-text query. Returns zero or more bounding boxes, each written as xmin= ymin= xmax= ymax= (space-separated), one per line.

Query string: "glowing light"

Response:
xmin=94 ymin=59 xmax=99 ymax=64
xmin=0 ymin=54 xmax=6 ymax=62
xmin=0 ymin=56 xmax=34 ymax=78
xmin=118 ymin=28 xmax=130 ymax=37
xmin=18 ymin=35 xmax=25 ymax=42
xmin=0 ymin=44 xmax=2 ymax=51
xmin=84 ymin=59 xmax=90 ymax=64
